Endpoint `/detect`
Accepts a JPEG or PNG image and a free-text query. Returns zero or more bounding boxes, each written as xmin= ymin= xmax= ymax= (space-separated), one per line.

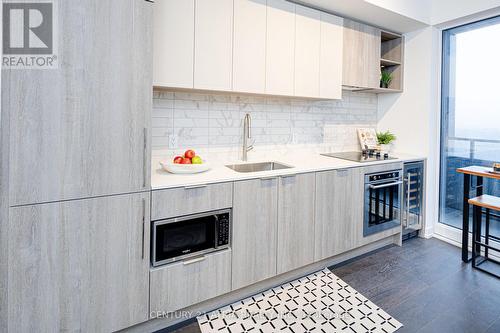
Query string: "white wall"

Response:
xmin=377 ymin=26 xmax=441 ymax=237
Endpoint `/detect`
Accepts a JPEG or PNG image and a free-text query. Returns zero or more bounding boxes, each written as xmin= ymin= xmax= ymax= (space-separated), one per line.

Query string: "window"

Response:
xmin=439 ymin=16 xmax=500 ymax=236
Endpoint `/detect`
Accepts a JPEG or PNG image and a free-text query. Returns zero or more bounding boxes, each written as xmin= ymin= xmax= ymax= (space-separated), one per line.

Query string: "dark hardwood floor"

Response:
xmin=163 ymin=238 xmax=500 ymax=333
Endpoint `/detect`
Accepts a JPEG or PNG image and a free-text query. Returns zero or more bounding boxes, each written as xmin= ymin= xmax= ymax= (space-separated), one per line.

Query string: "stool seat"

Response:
xmin=468 ymin=195 xmax=500 ymax=211
xmin=469 ymin=194 xmax=500 ymax=278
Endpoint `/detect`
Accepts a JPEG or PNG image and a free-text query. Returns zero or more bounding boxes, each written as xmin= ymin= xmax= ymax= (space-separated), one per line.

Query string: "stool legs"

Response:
xmin=485 ymin=208 xmax=490 ymax=259
xmin=472 ymin=205 xmax=478 ymax=267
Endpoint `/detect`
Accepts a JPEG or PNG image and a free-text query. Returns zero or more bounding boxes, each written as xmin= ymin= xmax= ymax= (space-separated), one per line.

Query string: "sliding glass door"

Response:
xmin=439 ymin=16 xmax=500 ymax=236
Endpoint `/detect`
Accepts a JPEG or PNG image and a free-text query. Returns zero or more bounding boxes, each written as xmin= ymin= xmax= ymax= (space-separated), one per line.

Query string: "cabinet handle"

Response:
xmin=260 ymin=176 xmax=277 ymax=181
xmin=143 ymin=128 xmax=148 ymax=188
xmin=280 ymin=174 xmax=296 ymax=179
xmin=337 ymin=169 xmax=349 ymax=177
xmin=141 ymin=198 xmax=146 ymax=260
xmin=183 ymin=256 xmax=206 ymax=265
xmin=184 ymin=184 xmax=208 ymax=190
xmin=405 ymin=173 xmax=414 ymax=227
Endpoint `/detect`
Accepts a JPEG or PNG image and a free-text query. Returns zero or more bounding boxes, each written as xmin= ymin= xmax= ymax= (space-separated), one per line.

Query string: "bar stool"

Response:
xmin=468 ymin=194 xmax=500 ymax=278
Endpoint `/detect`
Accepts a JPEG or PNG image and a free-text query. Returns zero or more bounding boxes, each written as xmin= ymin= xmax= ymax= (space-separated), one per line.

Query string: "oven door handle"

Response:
xmin=369 ymin=180 xmax=403 ymax=189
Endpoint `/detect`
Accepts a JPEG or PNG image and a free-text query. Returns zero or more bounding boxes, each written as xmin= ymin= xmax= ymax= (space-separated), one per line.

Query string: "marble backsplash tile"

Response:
xmin=152 ymin=89 xmax=377 ymax=155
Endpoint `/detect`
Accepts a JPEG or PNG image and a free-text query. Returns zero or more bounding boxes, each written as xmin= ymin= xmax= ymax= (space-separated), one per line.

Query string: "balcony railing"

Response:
xmin=447 ymin=136 xmax=500 ymax=162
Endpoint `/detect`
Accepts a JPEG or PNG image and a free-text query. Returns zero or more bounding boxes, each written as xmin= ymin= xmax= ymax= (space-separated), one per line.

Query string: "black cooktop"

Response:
xmin=321 ymin=151 xmax=397 ymax=163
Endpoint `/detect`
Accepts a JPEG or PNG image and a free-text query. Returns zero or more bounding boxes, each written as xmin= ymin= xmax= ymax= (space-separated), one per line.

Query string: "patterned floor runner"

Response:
xmin=197 ymin=268 xmax=402 ymax=333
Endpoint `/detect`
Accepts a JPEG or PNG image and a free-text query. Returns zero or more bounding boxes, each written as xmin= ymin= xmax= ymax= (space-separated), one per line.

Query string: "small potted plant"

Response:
xmin=380 ymin=70 xmax=393 ymax=89
xmin=377 ymin=130 xmax=396 ymax=154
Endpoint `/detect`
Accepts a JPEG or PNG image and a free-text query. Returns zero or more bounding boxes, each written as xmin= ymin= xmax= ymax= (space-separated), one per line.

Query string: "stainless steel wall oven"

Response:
xmin=364 ymin=169 xmax=403 ymax=236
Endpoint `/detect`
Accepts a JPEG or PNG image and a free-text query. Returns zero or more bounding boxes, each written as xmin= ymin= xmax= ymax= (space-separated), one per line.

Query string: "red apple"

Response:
xmin=173 ymin=156 xmax=184 ymax=164
xmin=180 ymin=157 xmax=192 ymax=164
xmin=184 ymin=149 xmax=196 ymax=159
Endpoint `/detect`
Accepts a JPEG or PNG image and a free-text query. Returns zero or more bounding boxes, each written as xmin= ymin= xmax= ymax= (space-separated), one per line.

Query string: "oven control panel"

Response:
xmin=369 ymin=171 xmax=400 ymax=182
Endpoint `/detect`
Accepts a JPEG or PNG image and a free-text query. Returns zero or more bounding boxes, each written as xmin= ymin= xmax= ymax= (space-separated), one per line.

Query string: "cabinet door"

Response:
xmin=233 ymin=0 xmax=267 ymax=94
xmin=294 ymin=5 xmax=321 ymax=98
xmin=7 ymin=192 xmax=150 ymax=333
xmin=232 ymin=178 xmax=278 ymax=290
xmin=153 ymin=0 xmax=194 ymax=88
xmin=151 ymin=182 xmax=233 ymax=220
xmin=266 ymin=0 xmax=295 ymax=96
xmin=314 ymin=168 xmax=364 ymax=261
xmin=342 ymin=19 xmax=381 ymax=89
xmin=150 ymin=250 xmax=232 ymax=313
xmin=320 ymin=13 xmax=343 ymax=99
xmin=4 ymin=0 xmax=152 ymax=206
xmin=277 ymin=173 xmax=315 ymax=274
xmin=194 ymin=0 xmax=233 ymax=91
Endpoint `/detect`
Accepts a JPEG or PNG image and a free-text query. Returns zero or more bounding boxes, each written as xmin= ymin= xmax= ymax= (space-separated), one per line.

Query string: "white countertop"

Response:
xmin=151 ymin=151 xmax=425 ymax=191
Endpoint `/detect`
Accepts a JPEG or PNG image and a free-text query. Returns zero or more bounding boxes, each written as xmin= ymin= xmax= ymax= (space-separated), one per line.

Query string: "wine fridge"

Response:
xmin=402 ymin=161 xmax=424 ymax=238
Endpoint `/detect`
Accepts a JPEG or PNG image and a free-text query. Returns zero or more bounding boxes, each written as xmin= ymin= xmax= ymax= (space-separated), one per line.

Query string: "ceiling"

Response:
xmin=294 ymin=0 xmax=500 ymax=33
xmin=293 ymin=0 xmax=429 ymax=33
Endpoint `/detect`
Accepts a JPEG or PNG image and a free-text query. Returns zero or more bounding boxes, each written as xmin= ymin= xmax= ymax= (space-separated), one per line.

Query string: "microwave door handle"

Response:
xmin=369 ymin=180 xmax=403 ymax=190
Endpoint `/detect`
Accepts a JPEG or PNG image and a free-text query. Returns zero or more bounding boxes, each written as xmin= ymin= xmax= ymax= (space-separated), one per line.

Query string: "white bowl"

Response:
xmin=159 ymin=160 xmax=211 ymax=174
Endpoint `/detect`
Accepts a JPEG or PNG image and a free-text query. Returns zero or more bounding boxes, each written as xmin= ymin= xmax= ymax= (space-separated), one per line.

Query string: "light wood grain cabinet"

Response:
xmin=314 ymin=168 xmax=364 ymax=261
xmin=233 ymin=0 xmax=267 ymax=94
xmin=194 ymin=0 xmax=234 ymax=91
xmin=232 ymin=178 xmax=278 ymax=290
xmin=320 ymin=13 xmax=344 ymax=99
xmin=4 ymin=0 xmax=153 ymax=206
xmin=265 ymin=0 xmax=296 ymax=96
xmin=151 ymin=182 xmax=233 ymax=220
xmin=7 ymin=192 xmax=150 ymax=333
xmin=150 ymin=250 xmax=232 ymax=313
xmin=277 ymin=173 xmax=316 ymax=274
xmin=342 ymin=19 xmax=381 ymax=89
xmin=153 ymin=0 xmax=194 ymax=88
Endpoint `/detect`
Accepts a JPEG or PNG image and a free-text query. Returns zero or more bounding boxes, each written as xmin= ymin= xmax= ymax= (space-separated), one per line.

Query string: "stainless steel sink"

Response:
xmin=226 ymin=161 xmax=293 ymax=173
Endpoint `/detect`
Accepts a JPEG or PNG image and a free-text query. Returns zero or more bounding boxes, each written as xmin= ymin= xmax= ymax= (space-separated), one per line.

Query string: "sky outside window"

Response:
xmin=454 ymin=23 xmax=500 ymax=141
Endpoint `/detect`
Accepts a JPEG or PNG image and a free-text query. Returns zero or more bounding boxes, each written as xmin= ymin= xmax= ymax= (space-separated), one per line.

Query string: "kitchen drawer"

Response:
xmin=151 ymin=182 xmax=233 ymax=220
xmin=149 ymin=249 xmax=232 ymax=313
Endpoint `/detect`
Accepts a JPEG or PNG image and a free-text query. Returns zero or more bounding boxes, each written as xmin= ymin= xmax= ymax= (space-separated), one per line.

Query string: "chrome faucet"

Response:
xmin=242 ymin=113 xmax=253 ymax=161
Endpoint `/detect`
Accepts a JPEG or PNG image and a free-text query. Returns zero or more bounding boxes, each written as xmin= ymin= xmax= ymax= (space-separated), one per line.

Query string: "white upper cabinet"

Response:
xmin=153 ymin=0 xmax=194 ymax=88
xmin=194 ymin=0 xmax=234 ymax=91
xmin=153 ymin=0 xmax=345 ymax=99
xmin=294 ymin=5 xmax=321 ymax=98
xmin=320 ymin=13 xmax=344 ymax=99
xmin=233 ymin=0 xmax=267 ymax=94
xmin=266 ymin=0 xmax=296 ymax=96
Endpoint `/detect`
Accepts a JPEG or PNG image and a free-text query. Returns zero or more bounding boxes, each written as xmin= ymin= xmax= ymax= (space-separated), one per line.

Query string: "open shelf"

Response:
xmin=379 ymin=30 xmax=404 ymax=91
xmin=371 ymin=87 xmax=403 ymax=93
xmin=380 ymin=58 xmax=401 ymax=66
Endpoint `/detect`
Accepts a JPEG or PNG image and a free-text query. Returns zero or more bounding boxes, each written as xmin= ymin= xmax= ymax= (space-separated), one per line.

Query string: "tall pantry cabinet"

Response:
xmin=0 ymin=0 xmax=153 ymax=332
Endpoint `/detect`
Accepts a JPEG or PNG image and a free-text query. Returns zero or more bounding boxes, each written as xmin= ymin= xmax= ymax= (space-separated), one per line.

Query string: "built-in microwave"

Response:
xmin=151 ymin=209 xmax=231 ymax=267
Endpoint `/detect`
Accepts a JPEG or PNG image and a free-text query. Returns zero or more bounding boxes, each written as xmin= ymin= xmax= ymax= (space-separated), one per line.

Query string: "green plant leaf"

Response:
xmin=376 ymin=131 xmax=396 ymax=144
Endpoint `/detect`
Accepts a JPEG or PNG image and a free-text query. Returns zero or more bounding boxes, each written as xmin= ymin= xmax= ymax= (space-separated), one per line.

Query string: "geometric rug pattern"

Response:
xmin=197 ymin=268 xmax=402 ymax=332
